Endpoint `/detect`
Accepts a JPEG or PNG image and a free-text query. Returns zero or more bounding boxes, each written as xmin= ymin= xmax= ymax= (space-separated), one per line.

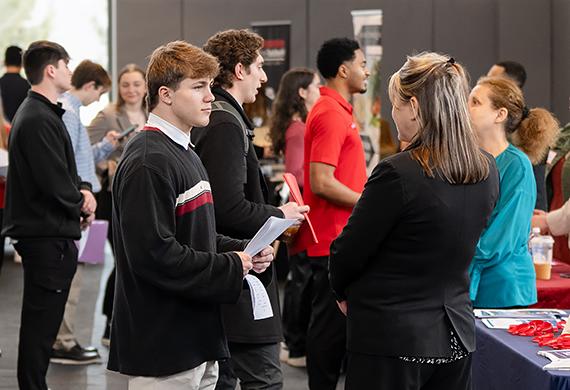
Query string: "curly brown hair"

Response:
xmin=203 ymin=29 xmax=263 ymax=89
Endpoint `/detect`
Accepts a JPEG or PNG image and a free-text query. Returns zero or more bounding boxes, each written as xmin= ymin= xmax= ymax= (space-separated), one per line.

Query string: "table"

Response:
xmin=533 ymin=261 xmax=570 ymax=309
xmin=473 ymin=319 xmax=570 ymax=390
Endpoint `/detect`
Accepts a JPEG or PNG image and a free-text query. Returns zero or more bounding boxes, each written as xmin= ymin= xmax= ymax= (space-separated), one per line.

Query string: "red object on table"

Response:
xmin=532 ymin=261 xmax=570 ymax=309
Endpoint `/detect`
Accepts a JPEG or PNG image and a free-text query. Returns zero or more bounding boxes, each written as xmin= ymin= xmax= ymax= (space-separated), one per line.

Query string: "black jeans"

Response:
xmin=306 ymin=256 xmax=346 ymax=390
xmin=215 ymin=342 xmax=283 ymax=390
xmin=346 ymin=352 xmax=472 ymax=390
xmin=15 ymin=239 xmax=77 ymax=390
xmin=282 ymin=251 xmax=312 ymax=357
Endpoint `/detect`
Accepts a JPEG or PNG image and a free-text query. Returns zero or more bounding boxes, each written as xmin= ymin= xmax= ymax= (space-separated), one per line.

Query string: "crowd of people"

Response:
xmin=0 ymin=27 xmax=566 ymax=390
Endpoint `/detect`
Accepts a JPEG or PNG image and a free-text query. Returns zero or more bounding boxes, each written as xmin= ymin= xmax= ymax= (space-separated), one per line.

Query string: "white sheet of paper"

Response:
xmin=244 ymin=274 xmax=274 ymax=320
xmin=244 ymin=216 xmax=297 ymax=256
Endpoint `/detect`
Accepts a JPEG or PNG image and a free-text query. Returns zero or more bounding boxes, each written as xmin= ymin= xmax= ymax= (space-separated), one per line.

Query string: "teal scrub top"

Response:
xmin=469 ymin=144 xmax=537 ymax=308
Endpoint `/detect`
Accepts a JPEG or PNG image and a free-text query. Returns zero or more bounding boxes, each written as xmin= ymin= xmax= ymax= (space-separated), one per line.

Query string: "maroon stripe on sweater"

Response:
xmin=175 ymin=192 xmax=213 ymax=216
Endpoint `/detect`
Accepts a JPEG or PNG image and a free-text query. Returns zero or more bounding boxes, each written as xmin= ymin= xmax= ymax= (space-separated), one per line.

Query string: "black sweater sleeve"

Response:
xmin=117 ymin=164 xmax=244 ymax=304
xmin=19 ymin=117 xmax=83 ymax=220
xmin=197 ymin=121 xmax=283 ymax=236
xmin=329 ymin=161 xmax=405 ymax=301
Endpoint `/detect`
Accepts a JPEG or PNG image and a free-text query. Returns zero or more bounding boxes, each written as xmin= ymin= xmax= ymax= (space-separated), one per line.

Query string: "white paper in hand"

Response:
xmin=244 ymin=216 xmax=297 ymax=256
xmin=244 ymin=274 xmax=274 ymax=320
xmin=77 ymin=228 xmax=90 ymax=259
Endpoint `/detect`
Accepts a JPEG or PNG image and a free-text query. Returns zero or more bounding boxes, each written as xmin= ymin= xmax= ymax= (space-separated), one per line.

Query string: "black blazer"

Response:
xmin=329 ymin=150 xmax=499 ymax=358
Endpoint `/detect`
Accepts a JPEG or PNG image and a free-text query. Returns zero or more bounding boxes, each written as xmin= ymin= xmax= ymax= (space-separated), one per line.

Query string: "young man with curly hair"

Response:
xmin=192 ymin=29 xmax=308 ymax=390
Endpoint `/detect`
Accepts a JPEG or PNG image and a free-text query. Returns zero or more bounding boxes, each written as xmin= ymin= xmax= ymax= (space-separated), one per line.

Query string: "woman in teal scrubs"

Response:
xmin=468 ymin=76 xmax=558 ymax=308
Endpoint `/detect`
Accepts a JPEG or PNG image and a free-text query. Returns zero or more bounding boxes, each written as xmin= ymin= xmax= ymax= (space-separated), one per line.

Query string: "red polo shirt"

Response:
xmin=295 ymin=86 xmax=367 ymax=257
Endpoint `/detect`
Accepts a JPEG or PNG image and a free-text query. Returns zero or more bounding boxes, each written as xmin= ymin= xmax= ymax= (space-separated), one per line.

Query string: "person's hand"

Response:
xmin=534 ymin=209 xmax=547 ymax=216
xmin=104 ymin=130 xmax=121 ymax=148
xmin=252 ymin=246 xmax=274 ymax=273
xmin=236 ymin=251 xmax=253 ymax=277
xmin=278 ymin=202 xmax=310 ymax=222
xmin=532 ymin=213 xmax=550 ymax=235
xmin=336 ymin=300 xmax=347 ymax=316
xmin=80 ymin=189 xmax=97 ymax=215
xmin=80 ymin=213 xmax=95 ymax=230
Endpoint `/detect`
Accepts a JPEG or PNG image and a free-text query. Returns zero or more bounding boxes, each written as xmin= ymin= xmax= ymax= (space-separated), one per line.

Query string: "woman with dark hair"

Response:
xmin=269 ymin=67 xmax=320 ymax=190
xmin=87 ymin=63 xmax=147 ymax=346
xmin=329 ymin=52 xmax=499 ymax=389
xmin=268 ymin=67 xmax=319 ymax=368
xmin=468 ymin=76 xmax=559 ymax=308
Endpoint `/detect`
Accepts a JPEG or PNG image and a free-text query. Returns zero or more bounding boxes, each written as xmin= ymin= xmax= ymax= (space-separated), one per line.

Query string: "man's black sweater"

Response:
xmin=2 ymin=91 xmax=89 ymax=240
xmin=108 ymin=129 xmax=246 ymax=376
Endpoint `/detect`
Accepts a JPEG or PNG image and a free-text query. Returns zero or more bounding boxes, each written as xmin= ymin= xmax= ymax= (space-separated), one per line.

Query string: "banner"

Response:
xmin=251 ymin=21 xmax=291 ymax=100
xmin=352 ymin=10 xmax=383 ymax=173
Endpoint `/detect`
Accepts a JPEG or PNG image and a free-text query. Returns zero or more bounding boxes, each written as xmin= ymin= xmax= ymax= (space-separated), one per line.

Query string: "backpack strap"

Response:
xmin=211 ymin=100 xmax=251 ymax=156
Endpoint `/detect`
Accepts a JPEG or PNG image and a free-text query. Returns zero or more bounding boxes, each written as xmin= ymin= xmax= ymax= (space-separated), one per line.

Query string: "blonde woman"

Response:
xmin=329 ymin=53 xmax=499 ymax=389
xmin=468 ymin=76 xmax=559 ymax=308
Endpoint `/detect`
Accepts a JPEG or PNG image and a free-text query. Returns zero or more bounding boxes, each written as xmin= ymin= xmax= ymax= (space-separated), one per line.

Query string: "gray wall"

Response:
xmin=115 ymin=0 xmax=569 ymax=125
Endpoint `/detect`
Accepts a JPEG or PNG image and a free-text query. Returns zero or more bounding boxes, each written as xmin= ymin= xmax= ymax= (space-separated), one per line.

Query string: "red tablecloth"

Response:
xmin=532 ymin=261 xmax=570 ymax=309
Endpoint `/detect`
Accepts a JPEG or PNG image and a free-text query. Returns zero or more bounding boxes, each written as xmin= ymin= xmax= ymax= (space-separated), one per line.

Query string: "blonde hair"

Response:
xmin=389 ymin=52 xmax=489 ymax=184
xmin=476 ymin=76 xmax=559 ymax=163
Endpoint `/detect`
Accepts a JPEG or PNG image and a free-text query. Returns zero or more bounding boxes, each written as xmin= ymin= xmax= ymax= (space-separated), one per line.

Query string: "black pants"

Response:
xmin=15 ymin=239 xmax=77 ymax=390
xmin=306 ymin=256 xmax=346 ymax=390
xmin=96 ymin=188 xmax=115 ymax=320
xmin=282 ymin=251 xmax=312 ymax=358
xmin=346 ymin=352 xmax=472 ymax=390
xmin=215 ymin=342 xmax=283 ymax=390
xmin=0 ymin=209 xmax=5 ymax=275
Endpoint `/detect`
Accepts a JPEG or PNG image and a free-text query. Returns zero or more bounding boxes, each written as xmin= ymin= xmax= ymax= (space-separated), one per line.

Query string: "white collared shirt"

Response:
xmin=146 ymin=113 xmax=192 ymax=150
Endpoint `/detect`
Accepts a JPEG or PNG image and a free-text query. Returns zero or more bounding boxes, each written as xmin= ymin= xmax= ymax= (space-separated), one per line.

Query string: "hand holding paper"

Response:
xmin=244 ymin=216 xmax=297 ymax=256
xmin=251 ymin=246 xmax=274 ymax=273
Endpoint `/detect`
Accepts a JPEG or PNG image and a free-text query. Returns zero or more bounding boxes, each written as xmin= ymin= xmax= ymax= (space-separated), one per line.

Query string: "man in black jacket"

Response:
xmin=108 ymin=40 xmax=275 ymax=389
xmin=2 ymin=40 xmax=97 ymax=390
xmin=192 ymin=29 xmax=309 ymax=390
xmin=0 ymin=45 xmax=30 ymax=122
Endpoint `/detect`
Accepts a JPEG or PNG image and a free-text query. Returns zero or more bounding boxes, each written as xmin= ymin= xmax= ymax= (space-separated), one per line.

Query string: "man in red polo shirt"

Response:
xmin=294 ymin=37 xmax=369 ymax=390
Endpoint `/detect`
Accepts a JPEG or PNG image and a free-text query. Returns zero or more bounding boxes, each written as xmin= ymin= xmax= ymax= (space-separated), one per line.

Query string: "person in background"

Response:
xmin=50 ymin=60 xmax=118 ymax=365
xmin=269 ymin=67 xmax=320 ymax=190
xmin=0 ymin=45 xmax=30 ymax=123
xmin=487 ymin=60 xmax=558 ymax=210
xmin=268 ymin=67 xmax=320 ymax=368
xmin=0 ymin=100 xmax=8 ymax=278
xmin=293 ymin=37 xmax=369 ymax=390
xmin=87 ymin=63 xmax=147 ymax=346
xmin=487 ymin=60 xmax=526 ymax=88
xmin=0 ymin=101 xmax=5 ymax=358
xmin=2 ymin=40 xmax=97 ymax=390
xmin=468 ymin=76 xmax=559 ymax=308
xmin=329 ymin=52 xmax=499 ymax=390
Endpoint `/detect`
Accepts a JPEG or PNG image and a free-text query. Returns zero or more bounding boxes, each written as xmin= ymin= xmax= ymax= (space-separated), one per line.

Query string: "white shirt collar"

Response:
xmin=146 ymin=113 xmax=191 ymax=150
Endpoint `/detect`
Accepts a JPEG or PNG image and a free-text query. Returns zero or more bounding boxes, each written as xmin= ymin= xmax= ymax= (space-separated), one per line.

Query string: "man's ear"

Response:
xmin=337 ymin=63 xmax=349 ymax=79
xmin=83 ymin=81 xmax=96 ymax=91
xmin=158 ymin=86 xmax=172 ymax=105
xmin=45 ymin=64 xmax=56 ymax=80
xmin=234 ymin=62 xmax=246 ymax=81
